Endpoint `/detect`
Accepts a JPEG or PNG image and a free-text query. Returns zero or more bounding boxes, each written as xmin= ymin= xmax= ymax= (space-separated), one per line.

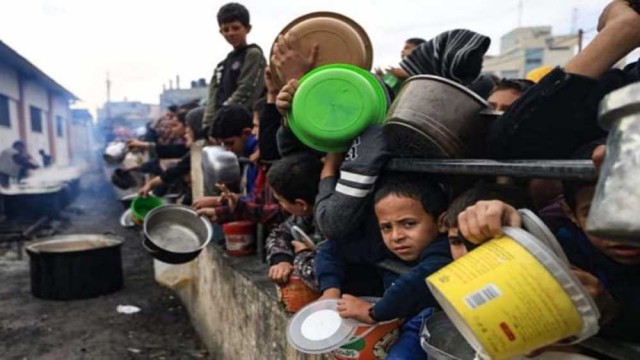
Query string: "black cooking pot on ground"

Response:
xmin=142 ymin=204 xmax=212 ymax=264
xmin=26 ymin=234 xmax=124 ymax=300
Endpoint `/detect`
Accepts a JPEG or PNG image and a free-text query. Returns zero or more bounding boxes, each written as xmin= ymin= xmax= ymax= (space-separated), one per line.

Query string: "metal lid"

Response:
xmin=518 ymin=209 xmax=569 ymax=264
xmin=287 ymin=299 xmax=359 ymax=354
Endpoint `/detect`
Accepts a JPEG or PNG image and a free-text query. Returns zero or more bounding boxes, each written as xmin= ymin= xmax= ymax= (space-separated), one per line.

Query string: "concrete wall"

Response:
xmin=154 ymin=143 xmax=329 ymax=360
xmin=23 ymin=80 xmax=50 ymax=161
xmin=0 ymin=64 xmax=20 ymax=148
xmin=52 ymin=96 xmax=70 ymax=165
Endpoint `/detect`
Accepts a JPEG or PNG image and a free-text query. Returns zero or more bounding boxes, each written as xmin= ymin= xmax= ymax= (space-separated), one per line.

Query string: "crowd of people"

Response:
xmin=118 ymin=1 xmax=640 ymax=358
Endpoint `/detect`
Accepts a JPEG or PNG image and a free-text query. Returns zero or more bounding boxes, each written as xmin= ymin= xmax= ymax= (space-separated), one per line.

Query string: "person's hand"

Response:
xmin=139 ymin=181 xmax=154 ymax=196
xmin=216 ymin=183 xmax=240 ymax=212
xmin=192 ymin=196 xmax=222 ymax=210
xmin=337 ymin=295 xmax=375 ymax=324
xmin=275 ymin=79 xmax=299 ymax=120
xmin=196 ymin=207 xmax=218 ymax=222
xmin=571 ymin=267 xmax=619 ymax=325
xmin=386 ymin=67 xmax=409 ymax=79
xmin=271 ymin=34 xmax=318 ymax=83
xmin=592 ymin=144 xmax=606 ymax=175
xmin=249 ymin=149 xmax=260 ymax=164
xmin=457 ymin=200 xmax=522 ymax=244
xmin=269 ymin=262 xmax=294 ymax=284
xmin=126 ymin=139 xmax=149 ymax=151
xmin=374 ymin=67 xmax=385 ymax=77
xmin=318 ymin=288 xmax=341 ymax=301
xmin=597 ymin=0 xmax=640 ymax=36
xmin=291 ymin=240 xmax=310 ymax=253
xmin=264 ymin=67 xmax=280 ymax=103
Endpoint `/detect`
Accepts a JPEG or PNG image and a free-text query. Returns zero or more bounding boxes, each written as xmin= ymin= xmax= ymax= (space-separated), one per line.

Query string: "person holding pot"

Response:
xmin=0 ymin=141 xmax=39 ymax=187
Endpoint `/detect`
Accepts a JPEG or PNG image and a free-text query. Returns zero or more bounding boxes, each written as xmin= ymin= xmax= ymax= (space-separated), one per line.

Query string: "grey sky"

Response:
xmin=0 ymin=0 xmax=610 ymax=114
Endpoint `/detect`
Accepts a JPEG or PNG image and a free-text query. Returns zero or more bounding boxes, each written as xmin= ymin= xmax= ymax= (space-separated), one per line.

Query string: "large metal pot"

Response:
xmin=420 ymin=311 xmax=476 ymax=360
xmin=143 ymin=204 xmax=213 ymax=264
xmin=384 ymin=75 xmax=493 ymax=158
xmin=103 ymin=141 xmax=128 ymax=164
xmin=200 ymin=146 xmax=240 ymax=196
xmin=26 ymin=234 xmax=124 ymax=300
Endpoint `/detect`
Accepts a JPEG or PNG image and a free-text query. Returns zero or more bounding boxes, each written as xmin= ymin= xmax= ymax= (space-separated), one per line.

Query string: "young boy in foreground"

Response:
xmin=337 ymin=173 xmax=451 ymax=360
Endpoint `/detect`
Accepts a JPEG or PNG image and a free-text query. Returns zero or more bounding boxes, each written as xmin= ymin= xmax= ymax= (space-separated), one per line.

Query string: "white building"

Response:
xmin=483 ymin=26 xmax=578 ymax=79
xmin=0 ymin=40 xmax=88 ymax=166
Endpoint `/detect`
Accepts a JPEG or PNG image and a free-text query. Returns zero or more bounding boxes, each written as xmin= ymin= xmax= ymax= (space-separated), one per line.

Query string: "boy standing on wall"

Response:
xmin=203 ymin=3 xmax=266 ymax=131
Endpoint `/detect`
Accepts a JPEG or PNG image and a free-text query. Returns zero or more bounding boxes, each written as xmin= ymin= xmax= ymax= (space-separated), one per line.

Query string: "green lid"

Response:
xmin=290 ymin=64 xmax=387 ymax=152
xmin=131 ymin=196 xmax=164 ymax=222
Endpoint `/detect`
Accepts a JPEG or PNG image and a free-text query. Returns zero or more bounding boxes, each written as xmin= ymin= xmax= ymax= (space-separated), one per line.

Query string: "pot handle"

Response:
xmin=290 ymin=226 xmax=316 ymax=251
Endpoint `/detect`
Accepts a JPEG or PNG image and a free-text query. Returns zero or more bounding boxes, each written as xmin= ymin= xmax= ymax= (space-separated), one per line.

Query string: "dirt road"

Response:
xmin=0 ymin=170 xmax=207 ymax=360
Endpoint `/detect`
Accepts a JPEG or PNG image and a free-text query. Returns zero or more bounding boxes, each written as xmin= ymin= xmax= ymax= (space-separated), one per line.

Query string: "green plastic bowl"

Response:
xmin=290 ymin=64 xmax=388 ymax=152
xmin=131 ymin=196 xmax=164 ymax=224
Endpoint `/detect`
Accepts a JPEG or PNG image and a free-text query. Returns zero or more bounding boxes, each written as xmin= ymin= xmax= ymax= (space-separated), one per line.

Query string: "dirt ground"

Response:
xmin=0 ymin=170 xmax=208 ymax=360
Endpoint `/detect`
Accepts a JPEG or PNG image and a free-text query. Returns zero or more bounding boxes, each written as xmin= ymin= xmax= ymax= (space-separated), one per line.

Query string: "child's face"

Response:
xmin=219 ymin=134 xmax=247 ymax=156
xmin=572 ymin=186 xmax=640 ymax=265
xmin=375 ymin=194 xmax=439 ymax=262
xmin=447 ymin=226 xmax=468 ymax=260
xmin=401 ymin=42 xmax=418 ymax=59
xmin=488 ymin=89 xmax=521 ymax=112
xmin=272 ymin=189 xmax=311 ymax=217
xmin=184 ymin=127 xmax=195 ymax=147
xmin=168 ymin=119 xmax=186 ymax=139
xmin=219 ymin=20 xmax=250 ymax=49
xmin=252 ymin=111 xmax=260 ymax=139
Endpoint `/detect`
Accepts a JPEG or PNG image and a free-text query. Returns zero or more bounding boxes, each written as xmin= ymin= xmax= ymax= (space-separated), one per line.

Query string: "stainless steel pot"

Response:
xmin=201 ymin=146 xmax=241 ymax=196
xmin=420 ymin=311 xmax=476 ymax=360
xmin=103 ymin=142 xmax=127 ymax=164
xmin=384 ymin=75 xmax=493 ymax=159
xmin=143 ymin=204 xmax=213 ymax=264
xmin=26 ymin=234 xmax=124 ymax=300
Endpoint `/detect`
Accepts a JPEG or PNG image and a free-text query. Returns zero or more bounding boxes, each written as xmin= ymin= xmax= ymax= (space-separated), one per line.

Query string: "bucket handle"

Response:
xmin=340 ymin=319 xmax=398 ymax=347
xmin=290 ymin=225 xmax=316 ymax=251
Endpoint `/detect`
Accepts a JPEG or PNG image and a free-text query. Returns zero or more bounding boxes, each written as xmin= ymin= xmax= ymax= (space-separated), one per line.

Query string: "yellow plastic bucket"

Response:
xmin=426 ymin=227 xmax=599 ymax=360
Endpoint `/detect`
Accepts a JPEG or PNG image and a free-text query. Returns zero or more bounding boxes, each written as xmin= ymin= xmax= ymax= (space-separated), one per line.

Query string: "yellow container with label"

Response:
xmin=427 ymin=227 xmax=599 ymax=360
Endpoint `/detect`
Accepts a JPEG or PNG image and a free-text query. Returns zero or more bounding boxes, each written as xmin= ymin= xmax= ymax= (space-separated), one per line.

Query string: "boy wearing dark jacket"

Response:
xmin=265 ymin=153 xmax=323 ymax=290
xmin=203 ymin=3 xmax=266 ymax=130
xmin=337 ymin=173 xmax=451 ymax=360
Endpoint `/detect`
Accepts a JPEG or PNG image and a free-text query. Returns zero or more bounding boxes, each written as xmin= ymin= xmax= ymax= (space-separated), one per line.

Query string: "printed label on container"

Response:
xmin=225 ymin=234 xmax=254 ymax=251
xmin=427 ymin=237 xmax=583 ymax=360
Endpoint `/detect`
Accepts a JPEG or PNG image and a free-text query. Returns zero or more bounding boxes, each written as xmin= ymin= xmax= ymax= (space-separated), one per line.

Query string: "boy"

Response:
xmin=337 ymin=173 xmax=451 ymax=360
xmin=266 ymin=153 xmax=323 ymax=290
xmin=203 ymin=3 xmax=266 ymax=130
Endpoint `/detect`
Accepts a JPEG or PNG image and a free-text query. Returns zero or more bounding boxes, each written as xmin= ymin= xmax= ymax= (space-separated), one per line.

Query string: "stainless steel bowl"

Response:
xmin=142 ymin=204 xmax=212 ymax=264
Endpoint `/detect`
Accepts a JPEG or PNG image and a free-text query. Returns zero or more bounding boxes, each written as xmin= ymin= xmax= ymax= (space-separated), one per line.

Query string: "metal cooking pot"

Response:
xmin=201 ymin=146 xmax=241 ymax=196
xmin=103 ymin=142 xmax=128 ymax=164
xmin=111 ymin=168 xmax=137 ymax=189
xmin=120 ymin=193 xmax=138 ymax=210
xmin=420 ymin=311 xmax=476 ymax=360
xmin=26 ymin=234 xmax=124 ymax=300
xmin=384 ymin=75 xmax=493 ymax=159
xmin=143 ymin=204 xmax=213 ymax=264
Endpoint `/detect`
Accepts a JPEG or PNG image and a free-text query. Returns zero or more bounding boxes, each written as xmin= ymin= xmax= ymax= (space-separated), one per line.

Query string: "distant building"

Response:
xmin=97 ymin=100 xmax=161 ymax=138
xmin=483 ymin=26 xmax=578 ymax=79
xmin=69 ymin=109 xmax=94 ymax=162
xmin=159 ymin=78 xmax=208 ymax=112
xmin=0 ymin=40 xmax=91 ymax=166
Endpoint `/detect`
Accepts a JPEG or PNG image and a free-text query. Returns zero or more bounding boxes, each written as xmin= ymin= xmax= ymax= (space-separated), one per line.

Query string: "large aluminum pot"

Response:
xmin=420 ymin=311 xmax=476 ymax=360
xmin=103 ymin=142 xmax=127 ymax=164
xmin=201 ymin=146 xmax=240 ymax=196
xmin=384 ymin=75 xmax=493 ymax=158
xmin=143 ymin=204 xmax=213 ymax=264
xmin=26 ymin=234 xmax=124 ymax=300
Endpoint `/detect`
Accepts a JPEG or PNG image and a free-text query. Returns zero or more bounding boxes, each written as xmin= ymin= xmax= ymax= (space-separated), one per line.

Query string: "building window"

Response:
xmin=524 ymin=48 xmax=544 ymax=74
xmin=56 ymin=116 xmax=64 ymax=138
xmin=0 ymin=94 xmax=9 ymax=127
xmin=30 ymin=106 xmax=42 ymax=133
